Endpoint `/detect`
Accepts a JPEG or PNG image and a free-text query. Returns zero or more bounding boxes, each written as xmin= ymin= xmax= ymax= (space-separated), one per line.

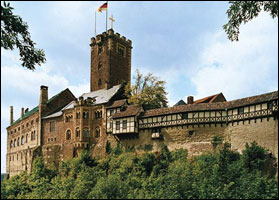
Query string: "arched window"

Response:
xmin=14 ymin=139 xmax=16 ymax=147
xmin=66 ymin=130 xmax=71 ymax=140
xmin=10 ymin=140 xmax=13 ymax=148
xmin=76 ymin=127 xmax=80 ymax=138
xmin=95 ymin=126 xmax=100 ymax=138
xmin=17 ymin=137 xmax=20 ymax=146
xmin=26 ymin=134 xmax=28 ymax=143
xmin=31 ymin=131 xmax=36 ymax=141
xmin=82 ymin=128 xmax=89 ymax=137
xmin=21 ymin=136 xmax=24 ymax=145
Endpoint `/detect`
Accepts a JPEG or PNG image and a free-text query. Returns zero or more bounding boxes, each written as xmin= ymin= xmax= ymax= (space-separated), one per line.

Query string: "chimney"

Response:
xmin=105 ymin=82 xmax=111 ymax=90
xmin=39 ymin=85 xmax=48 ymax=105
xmin=21 ymin=107 xmax=24 ymax=119
xmin=10 ymin=106 xmax=13 ymax=125
xmin=187 ymin=96 xmax=194 ymax=104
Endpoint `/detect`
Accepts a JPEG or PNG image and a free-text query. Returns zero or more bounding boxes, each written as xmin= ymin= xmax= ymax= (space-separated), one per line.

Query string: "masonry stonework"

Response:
xmin=6 ymin=29 xmax=278 ymax=178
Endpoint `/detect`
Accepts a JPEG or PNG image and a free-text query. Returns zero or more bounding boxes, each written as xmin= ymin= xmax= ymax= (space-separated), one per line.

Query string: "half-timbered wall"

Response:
xmin=113 ymin=116 xmax=137 ymax=134
xmin=111 ymin=99 xmax=278 ymax=159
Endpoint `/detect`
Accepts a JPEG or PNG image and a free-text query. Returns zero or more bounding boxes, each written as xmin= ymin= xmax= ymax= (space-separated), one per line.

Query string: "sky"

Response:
xmin=1 ymin=1 xmax=278 ymax=173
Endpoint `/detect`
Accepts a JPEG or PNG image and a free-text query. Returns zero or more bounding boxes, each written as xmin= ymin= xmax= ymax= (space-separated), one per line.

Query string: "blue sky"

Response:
xmin=1 ymin=1 xmax=278 ymax=173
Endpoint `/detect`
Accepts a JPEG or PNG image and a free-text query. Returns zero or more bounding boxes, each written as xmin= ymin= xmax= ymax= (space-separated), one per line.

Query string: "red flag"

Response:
xmin=97 ymin=2 xmax=107 ymax=12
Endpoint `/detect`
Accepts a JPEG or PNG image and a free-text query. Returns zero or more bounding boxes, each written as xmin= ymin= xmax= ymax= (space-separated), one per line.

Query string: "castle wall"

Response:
xmin=6 ymin=112 xmax=39 ymax=176
xmin=228 ymin=118 xmax=278 ymax=160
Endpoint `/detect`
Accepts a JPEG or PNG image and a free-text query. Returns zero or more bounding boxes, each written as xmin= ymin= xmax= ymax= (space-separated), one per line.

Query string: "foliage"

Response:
xmin=224 ymin=1 xmax=278 ymax=41
xmin=1 ymin=142 xmax=278 ymax=199
xmin=125 ymin=69 xmax=168 ymax=110
xmin=1 ymin=1 xmax=46 ymax=70
xmin=211 ymin=135 xmax=223 ymax=150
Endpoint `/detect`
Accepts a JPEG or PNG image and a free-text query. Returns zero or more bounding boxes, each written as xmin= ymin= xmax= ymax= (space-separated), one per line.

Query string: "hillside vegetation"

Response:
xmin=1 ymin=140 xmax=278 ymax=199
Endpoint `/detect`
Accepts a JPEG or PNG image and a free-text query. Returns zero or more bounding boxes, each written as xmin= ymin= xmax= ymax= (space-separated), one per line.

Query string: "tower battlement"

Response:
xmin=90 ymin=29 xmax=132 ymax=47
xmin=90 ymin=29 xmax=132 ymax=92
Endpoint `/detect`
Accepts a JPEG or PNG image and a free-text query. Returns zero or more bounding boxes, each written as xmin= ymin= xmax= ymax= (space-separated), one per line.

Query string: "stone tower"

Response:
xmin=90 ymin=29 xmax=132 ymax=92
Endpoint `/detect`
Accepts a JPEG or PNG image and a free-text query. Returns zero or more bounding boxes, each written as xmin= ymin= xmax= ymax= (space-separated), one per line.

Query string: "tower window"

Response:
xmin=117 ymin=43 xmax=126 ymax=57
xmin=98 ymin=62 xmax=102 ymax=70
xmin=98 ymin=45 xmax=102 ymax=54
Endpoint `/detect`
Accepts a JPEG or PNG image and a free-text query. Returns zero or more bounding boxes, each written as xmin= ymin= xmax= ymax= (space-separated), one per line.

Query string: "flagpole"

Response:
xmin=95 ymin=11 xmax=97 ymax=36
xmin=106 ymin=1 xmax=108 ymax=33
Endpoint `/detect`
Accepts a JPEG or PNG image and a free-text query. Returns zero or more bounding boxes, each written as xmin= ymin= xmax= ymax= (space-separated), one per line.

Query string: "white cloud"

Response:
xmin=191 ymin=12 xmax=278 ymax=101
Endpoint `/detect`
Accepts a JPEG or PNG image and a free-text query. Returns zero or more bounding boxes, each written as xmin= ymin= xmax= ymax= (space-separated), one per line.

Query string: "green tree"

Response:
xmin=224 ymin=1 xmax=278 ymax=41
xmin=125 ymin=69 xmax=168 ymax=110
xmin=1 ymin=1 xmax=46 ymax=70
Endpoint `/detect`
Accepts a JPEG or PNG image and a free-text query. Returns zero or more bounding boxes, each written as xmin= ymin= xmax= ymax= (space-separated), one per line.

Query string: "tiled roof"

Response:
xmin=141 ymin=91 xmax=278 ymax=118
xmin=225 ymin=90 xmax=278 ymax=109
xmin=193 ymin=93 xmax=226 ymax=104
xmin=112 ymin=105 xmax=142 ymax=119
xmin=107 ymin=99 xmax=127 ymax=109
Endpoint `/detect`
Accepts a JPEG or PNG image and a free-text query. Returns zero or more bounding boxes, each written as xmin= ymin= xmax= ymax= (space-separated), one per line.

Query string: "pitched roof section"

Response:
xmin=107 ymin=99 xmax=127 ymax=109
xmin=193 ymin=93 xmax=226 ymax=104
xmin=141 ymin=91 xmax=278 ymax=118
xmin=43 ymin=85 xmax=123 ymax=119
xmin=112 ymin=105 xmax=142 ymax=119
xmin=9 ymin=88 xmax=75 ymax=127
xmin=174 ymin=100 xmax=186 ymax=106
xmin=225 ymin=90 xmax=278 ymax=109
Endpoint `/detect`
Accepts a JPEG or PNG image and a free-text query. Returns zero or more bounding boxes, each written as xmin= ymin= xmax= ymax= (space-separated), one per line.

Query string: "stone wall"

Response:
xmin=116 ymin=117 xmax=278 ymax=160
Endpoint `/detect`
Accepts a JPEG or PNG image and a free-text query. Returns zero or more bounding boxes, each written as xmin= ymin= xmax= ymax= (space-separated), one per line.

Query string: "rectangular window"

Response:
xmin=182 ymin=113 xmax=188 ymax=119
xmin=76 ymin=112 xmax=80 ymax=119
xmin=116 ymin=121 xmax=120 ymax=130
xmin=123 ymin=120 xmax=127 ymax=129
xmin=83 ymin=111 xmax=89 ymax=119
xmin=238 ymin=107 xmax=244 ymax=114
xmin=117 ymin=43 xmax=126 ymax=57
xmin=110 ymin=109 xmax=114 ymax=116
xmin=50 ymin=121 xmax=55 ymax=132
xmin=268 ymin=102 xmax=273 ymax=109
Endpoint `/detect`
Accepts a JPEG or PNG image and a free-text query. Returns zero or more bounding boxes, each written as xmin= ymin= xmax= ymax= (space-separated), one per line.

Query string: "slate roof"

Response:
xmin=9 ymin=88 xmax=70 ymax=127
xmin=141 ymin=91 xmax=278 ymax=118
xmin=174 ymin=100 xmax=186 ymax=106
xmin=43 ymin=85 xmax=122 ymax=119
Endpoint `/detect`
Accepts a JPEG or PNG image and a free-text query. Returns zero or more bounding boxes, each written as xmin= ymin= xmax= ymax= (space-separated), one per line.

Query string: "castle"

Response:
xmin=6 ymin=29 xmax=278 ymax=177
